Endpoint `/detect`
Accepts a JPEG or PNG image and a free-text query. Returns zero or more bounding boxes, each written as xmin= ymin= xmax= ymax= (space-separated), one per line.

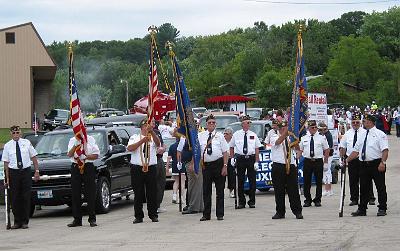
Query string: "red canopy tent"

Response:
xmin=207 ymin=95 xmax=255 ymax=103
xmin=131 ymin=91 xmax=175 ymax=121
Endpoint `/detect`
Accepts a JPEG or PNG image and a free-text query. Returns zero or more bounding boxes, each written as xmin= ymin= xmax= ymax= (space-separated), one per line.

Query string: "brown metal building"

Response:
xmin=0 ymin=22 xmax=56 ymax=128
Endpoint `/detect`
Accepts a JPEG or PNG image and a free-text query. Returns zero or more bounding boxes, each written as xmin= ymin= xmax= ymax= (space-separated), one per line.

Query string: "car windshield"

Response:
xmin=200 ymin=116 xmax=239 ymax=129
xmin=247 ymin=110 xmax=262 ymax=119
xmin=229 ymin=123 xmax=264 ymax=139
xmin=24 ymin=134 xmax=44 ymax=147
xmin=193 ymin=107 xmax=207 ymax=114
xmin=35 ymin=131 xmax=106 ymax=156
xmin=47 ymin=110 xmax=69 ymax=118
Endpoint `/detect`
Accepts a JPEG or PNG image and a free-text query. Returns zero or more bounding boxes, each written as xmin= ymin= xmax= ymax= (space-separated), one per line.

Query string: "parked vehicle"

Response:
xmin=23 ymin=131 xmax=46 ymax=147
xmin=199 ymin=114 xmax=239 ymax=132
xmin=30 ymin=125 xmax=139 ymax=216
xmin=96 ymin=108 xmax=119 ymax=117
xmin=42 ymin=109 xmax=70 ymax=131
xmin=227 ymin=120 xmax=272 ymax=145
xmin=246 ymin=108 xmax=264 ymax=120
xmin=86 ymin=114 xmax=146 ymax=127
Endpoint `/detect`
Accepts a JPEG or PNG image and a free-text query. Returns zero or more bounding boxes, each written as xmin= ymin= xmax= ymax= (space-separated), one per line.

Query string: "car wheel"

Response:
xmin=258 ymin=188 xmax=270 ymax=192
xmin=96 ymin=177 xmax=111 ymax=214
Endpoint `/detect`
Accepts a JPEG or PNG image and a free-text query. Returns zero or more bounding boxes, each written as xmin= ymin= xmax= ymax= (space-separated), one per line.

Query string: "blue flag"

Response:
xmin=173 ymin=58 xmax=201 ymax=174
xmin=288 ymin=30 xmax=308 ymax=147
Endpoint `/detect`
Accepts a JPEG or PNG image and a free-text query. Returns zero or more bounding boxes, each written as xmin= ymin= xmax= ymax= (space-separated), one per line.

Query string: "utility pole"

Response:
xmin=121 ymin=80 xmax=129 ymax=114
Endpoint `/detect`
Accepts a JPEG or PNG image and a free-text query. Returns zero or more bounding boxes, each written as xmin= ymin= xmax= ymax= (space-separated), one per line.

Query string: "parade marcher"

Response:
xmin=127 ymin=118 xmax=161 ymax=223
xmin=264 ymin=119 xmax=279 ymax=145
xmin=223 ymin=127 xmax=235 ymax=198
xmin=198 ymin=114 xmax=229 ymax=221
xmin=298 ymin=120 xmax=329 ymax=207
xmin=230 ymin=115 xmax=262 ymax=209
xmin=318 ymin=122 xmax=334 ymax=196
xmin=178 ymin=137 xmax=203 ymax=215
xmin=394 ymin=108 xmax=400 ymax=137
xmin=2 ymin=125 xmax=39 ymax=229
xmin=270 ymin=120 xmax=303 ymax=219
xmin=347 ymin=114 xmax=389 ymax=217
xmin=67 ymin=133 xmax=100 ymax=227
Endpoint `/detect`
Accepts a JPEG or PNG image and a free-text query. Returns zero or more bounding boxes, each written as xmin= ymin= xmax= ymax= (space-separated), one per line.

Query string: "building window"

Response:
xmin=6 ymin=32 xmax=15 ymax=44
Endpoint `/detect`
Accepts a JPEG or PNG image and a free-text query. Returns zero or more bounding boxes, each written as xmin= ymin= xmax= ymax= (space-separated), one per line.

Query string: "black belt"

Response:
xmin=360 ymin=159 xmax=381 ymax=165
xmin=236 ymin=154 xmax=255 ymax=160
xmin=204 ymin=157 xmax=223 ymax=165
xmin=304 ymin=158 xmax=322 ymax=162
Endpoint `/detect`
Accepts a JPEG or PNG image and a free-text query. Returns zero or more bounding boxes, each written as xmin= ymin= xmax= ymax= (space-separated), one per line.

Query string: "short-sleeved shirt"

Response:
xmin=270 ymin=134 xmax=296 ymax=165
xmin=67 ymin=135 xmax=100 ymax=163
xmin=340 ymin=127 xmax=366 ymax=156
xmin=2 ymin=138 xmax=37 ymax=169
xmin=300 ymin=132 xmax=329 ymax=159
xmin=264 ymin=129 xmax=278 ymax=145
xmin=128 ymin=133 xmax=158 ymax=166
xmin=198 ymin=130 xmax=228 ymax=162
xmin=230 ymin=129 xmax=262 ymax=155
xmin=353 ymin=126 xmax=388 ymax=161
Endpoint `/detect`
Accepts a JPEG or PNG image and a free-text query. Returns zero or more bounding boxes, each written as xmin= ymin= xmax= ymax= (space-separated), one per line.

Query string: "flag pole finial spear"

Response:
xmin=148 ymin=25 xmax=158 ymax=35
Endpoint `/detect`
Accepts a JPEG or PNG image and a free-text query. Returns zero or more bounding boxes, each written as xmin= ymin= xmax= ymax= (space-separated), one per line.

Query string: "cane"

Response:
xmin=178 ymin=167 xmax=182 ymax=212
xmin=339 ymin=158 xmax=346 ymax=217
xmin=234 ymin=159 xmax=238 ymax=209
xmin=5 ymin=183 xmax=11 ymax=230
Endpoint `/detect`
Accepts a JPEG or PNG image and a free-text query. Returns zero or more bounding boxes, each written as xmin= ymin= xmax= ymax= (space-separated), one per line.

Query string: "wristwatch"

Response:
xmin=223 ymin=163 xmax=227 ymax=166
xmin=381 ymin=160 xmax=386 ymax=165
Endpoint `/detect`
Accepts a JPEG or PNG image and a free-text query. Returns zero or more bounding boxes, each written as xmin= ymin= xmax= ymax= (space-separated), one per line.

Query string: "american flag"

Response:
xmin=68 ymin=48 xmax=88 ymax=174
xmin=148 ymin=37 xmax=159 ymax=121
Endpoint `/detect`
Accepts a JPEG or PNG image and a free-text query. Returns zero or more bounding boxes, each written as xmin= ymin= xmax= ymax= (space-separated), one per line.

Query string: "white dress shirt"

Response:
xmin=353 ymin=126 xmax=388 ymax=161
xmin=270 ymin=134 xmax=296 ymax=165
xmin=340 ymin=127 xmax=366 ymax=156
xmin=264 ymin=129 xmax=278 ymax=145
xmin=67 ymin=135 xmax=100 ymax=163
xmin=300 ymin=132 xmax=329 ymax=159
xmin=2 ymin=138 xmax=37 ymax=169
xmin=128 ymin=134 xmax=157 ymax=166
xmin=230 ymin=129 xmax=262 ymax=155
xmin=198 ymin=130 xmax=228 ymax=162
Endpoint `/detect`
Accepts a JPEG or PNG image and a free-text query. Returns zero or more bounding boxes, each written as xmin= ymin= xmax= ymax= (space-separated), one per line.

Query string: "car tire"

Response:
xmin=258 ymin=188 xmax=270 ymax=192
xmin=96 ymin=176 xmax=111 ymax=214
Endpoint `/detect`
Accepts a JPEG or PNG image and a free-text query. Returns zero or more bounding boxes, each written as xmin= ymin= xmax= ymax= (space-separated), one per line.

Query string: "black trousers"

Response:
xmin=396 ymin=124 xmax=400 ymax=137
xmin=303 ymin=158 xmax=323 ymax=203
xmin=155 ymin=157 xmax=165 ymax=208
xmin=358 ymin=159 xmax=387 ymax=212
xmin=348 ymin=158 xmax=375 ymax=203
xmin=131 ymin=164 xmax=157 ymax=219
xmin=71 ymin=163 xmax=96 ymax=223
xmin=9 ymin=168 xmax=32 ymax=225
xmin=202 ymin=158 xmax=226 ymax=218
xmin=227 ymin=158 xmax=236 ymax=190
xmin=236 ymin=155 xmax=256 ymax=206
xmin=271 ymin=163 xmax=302 ymax=215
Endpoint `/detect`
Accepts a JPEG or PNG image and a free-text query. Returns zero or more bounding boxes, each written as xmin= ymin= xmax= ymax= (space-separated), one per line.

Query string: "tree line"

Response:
xmin=47 ymin=7 xmax=400 ymax=112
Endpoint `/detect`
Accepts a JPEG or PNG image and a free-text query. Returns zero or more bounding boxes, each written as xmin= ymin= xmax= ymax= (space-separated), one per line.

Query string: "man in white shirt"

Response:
xmin=347 ymin=114 xmax=389 ymax=217
xmin=67 ymin=133 xmax=100 ymax=227
xmin=298 ymin=120 xmax=329 ymax=207
xmin=264 ymin=119 xmax=278 ymax=145
xmin=198 ymin=114 xmax=228 ymax=221
xmin=230 ymin=115 xmax=262 ymax=209
xmin=2 ymin=125 xmax=39 ymax=229
xmin=127 ymin=117 xmax=161 ymax=224
xmin=270 ymin=120 xmax=303 ymax=219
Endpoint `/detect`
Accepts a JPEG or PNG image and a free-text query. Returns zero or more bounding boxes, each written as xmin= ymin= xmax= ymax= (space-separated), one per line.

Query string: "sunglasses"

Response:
xmin=309 ymin=126 xmax=317 ymax=129
xmin=12 ymin=131 xmax=20 ymax=135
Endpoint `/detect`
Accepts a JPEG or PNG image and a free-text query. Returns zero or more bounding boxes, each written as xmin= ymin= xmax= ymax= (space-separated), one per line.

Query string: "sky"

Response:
xmin=0 ymin=0 xmax=398 ymax=45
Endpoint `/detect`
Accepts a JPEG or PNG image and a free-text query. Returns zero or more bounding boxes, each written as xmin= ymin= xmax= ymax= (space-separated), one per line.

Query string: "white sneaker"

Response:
xmin=230 ymin=190 xmax=235 ymax=198
xmin=172 ymin=193 xmax=177 ymax=204
xmin=328 ymin=190 xmax=334 ymax=196
xmin=322 ymin=191 xmax=328 ymax=197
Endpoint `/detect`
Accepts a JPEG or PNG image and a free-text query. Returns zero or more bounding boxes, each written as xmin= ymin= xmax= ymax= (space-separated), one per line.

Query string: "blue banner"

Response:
xmin=174 ymin=58 xmax=201 ymax=174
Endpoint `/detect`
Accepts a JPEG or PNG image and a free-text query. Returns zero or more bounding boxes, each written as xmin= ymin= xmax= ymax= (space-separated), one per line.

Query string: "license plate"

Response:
xmin=37 ymin=190 xmax=53 ymax=199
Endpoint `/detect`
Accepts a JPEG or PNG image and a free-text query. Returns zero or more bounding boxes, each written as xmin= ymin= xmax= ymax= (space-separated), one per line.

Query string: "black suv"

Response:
xmin=42 ymin=109 xmax=70 ymax=131
xmin=30 ymin=125 xmax=140 ymax=216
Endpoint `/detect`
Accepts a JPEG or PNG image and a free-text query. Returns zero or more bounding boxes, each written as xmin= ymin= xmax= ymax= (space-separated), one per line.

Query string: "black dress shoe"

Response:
xmin=132 ymin=218 xmax=143 ymax=224
xmin=151 ymin=217 xmax=159 ymax=222
xmin=377 ymin=209 xmax=387 ymax=216
xmin=314 ymin=201 xmax=321 ymax=207
xmin=10 ymin=224 xmax=21 ymax=230
xmin=67 ymin=221 xmax=82 ymax=227
xmin=21 ymin=224 xmax=29 ymax=229
xmin=272 ymin=213 xmax=285 ymax=219
xmin=351 ymin=210 xmax=366 ymax=217
xmin=200 ymin=216 xmax=210 ymax=221
xmin=349 ymin=201 xmax=358 ymax=206
xmin=236 ymin=204 xmax=245 ymax=209
xmin=89 ymin=221 xmax=98 ymax=227
xmin=303 ymin=202 xmax=311 ymax=207
xmin=217 ymin=216 xmax=224 ymax=221
xmin=248 ymin=204 xmax=255 ymax=208
xmin=182 ymin=209 xmax=199 ymax=215
xmin=182 ymin=206 xmax=189 ymax=211
xmin=295 ymin=213 xmax=304 ymax=219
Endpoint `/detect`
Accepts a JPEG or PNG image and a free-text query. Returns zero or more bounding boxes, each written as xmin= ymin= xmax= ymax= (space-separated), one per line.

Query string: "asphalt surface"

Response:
xmin=0 ymin=135 xmax=399 ymax=251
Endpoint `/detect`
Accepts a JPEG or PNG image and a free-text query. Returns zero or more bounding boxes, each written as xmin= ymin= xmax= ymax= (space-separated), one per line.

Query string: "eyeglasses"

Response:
xmin=309 ymin=126 xmax=317 ymax=129
xmin=207 ymin=121 xmax=216 ymax=124
xmin=242 ymin=121 xmax=252 ymax=124
xmin=351 ymin=121 xmax=360 ymax=125
xmin=12 ymin=131 xmax=20 ymax=135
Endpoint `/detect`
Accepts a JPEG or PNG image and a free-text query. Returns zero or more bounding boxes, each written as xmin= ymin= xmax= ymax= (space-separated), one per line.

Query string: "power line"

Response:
xmin=245 ymin=0 xmax=399 ymax=5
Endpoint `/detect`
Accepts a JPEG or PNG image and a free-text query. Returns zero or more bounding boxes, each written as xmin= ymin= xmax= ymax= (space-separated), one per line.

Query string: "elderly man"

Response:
xmin=230 ymin=115 xmax=262 ymax=209
xmin=198 ymin=114 xmax=229 ymax=221
xmin=223 ymin=127 xmax=235 ymax=198
xmin=347 ymin=114 xmax=389 ymax=217
xmin=2 ymin=125 xmax=39 ymax=229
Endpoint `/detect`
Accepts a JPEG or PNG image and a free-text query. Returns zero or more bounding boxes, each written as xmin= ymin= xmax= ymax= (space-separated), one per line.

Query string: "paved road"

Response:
xmin=1 ymin=135 xmax=399 ymax=251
